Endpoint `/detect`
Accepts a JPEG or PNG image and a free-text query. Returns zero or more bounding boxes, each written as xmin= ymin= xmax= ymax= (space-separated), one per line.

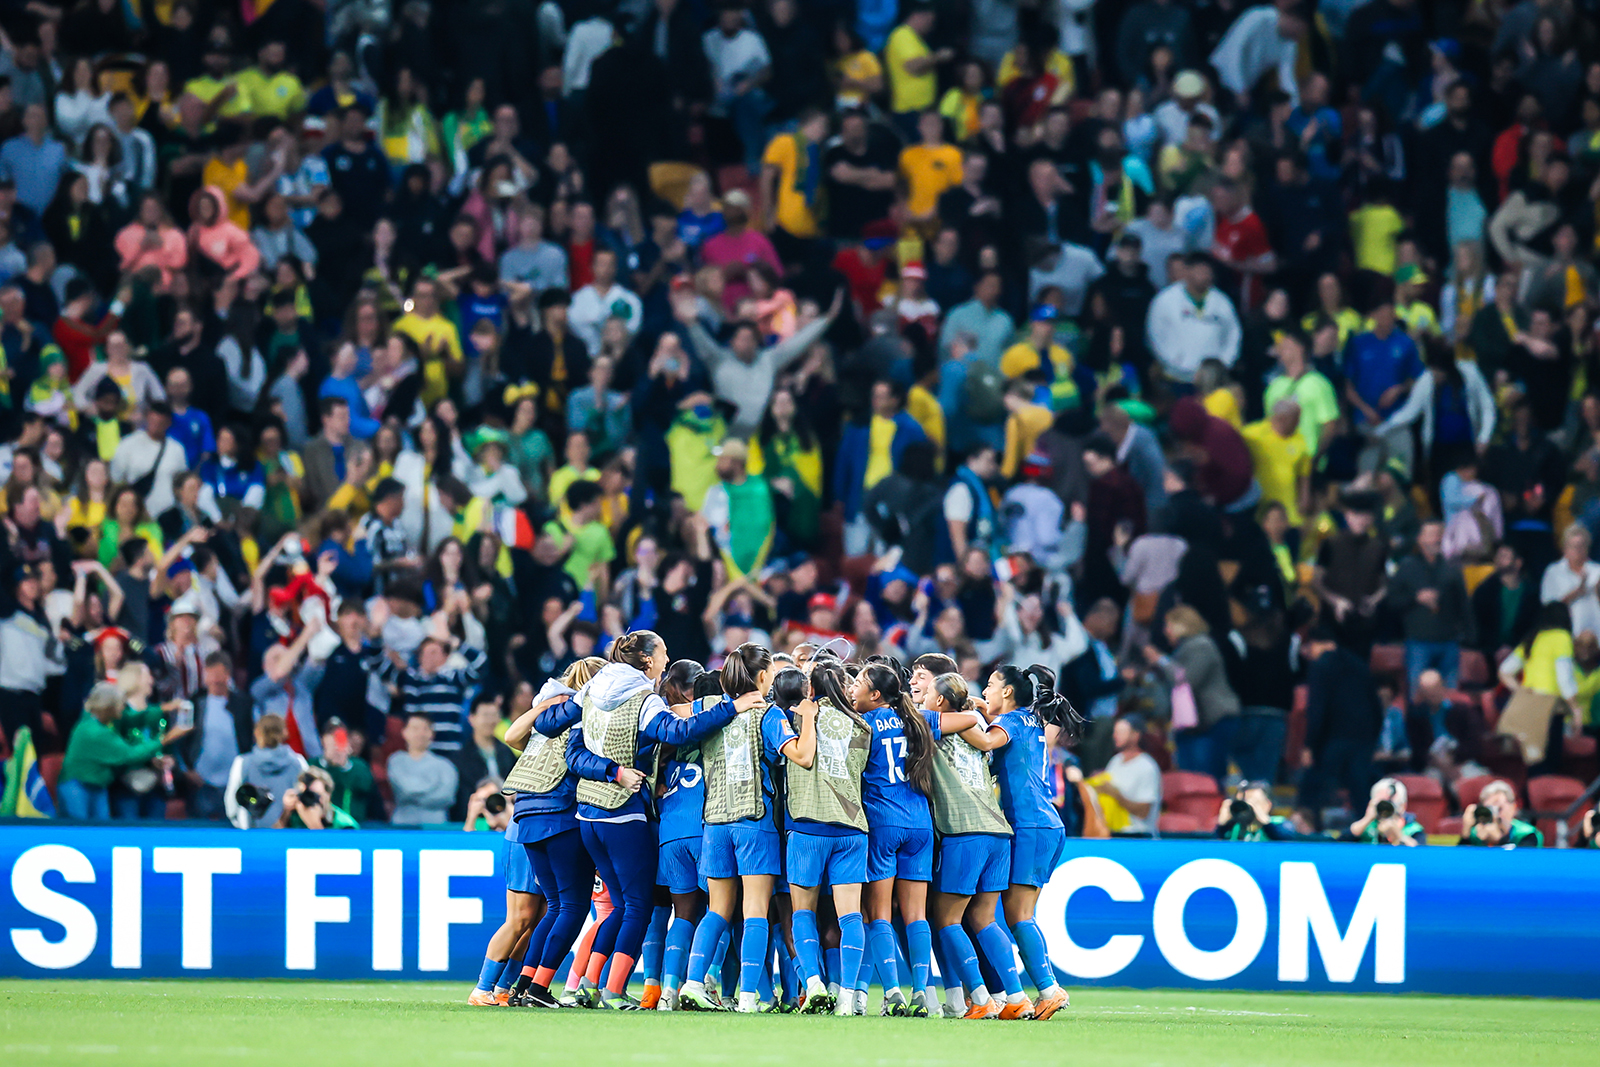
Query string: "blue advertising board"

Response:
xmin=3 ymin=827 xmax=1598 ymax=996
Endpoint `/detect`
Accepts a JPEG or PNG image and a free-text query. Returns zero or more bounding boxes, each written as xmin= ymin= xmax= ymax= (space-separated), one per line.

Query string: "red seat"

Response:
xmin=1480 ymin=690 xmax=1501 ymax=730
xmin=1284 ymin=685 xmax=1308 ymax=778
xmin=1437 ymin=816 xmax=1464 ymax=837
xmin=1528 ymin=775 xmax=1588 ymax=845
xmin=165 ymin=798 xmax=187 ymax=820
xmin=37 ymin=753 xmax=62 ymax=805
xmin=1479 ymin=733 xmax=1527 ymax=792
xmin=1393 ymin=774 xmax=1446 ymax=832
xmin=1458 ymin=649 xmax=1491 ymax=687
xmin=1369 ymin=644 xmax=1406 ymax=681
xmin=1162 ymin=770 xmax=1222 ymax=820
xmin=1562 ymin=734 xmax=1599 ymax=783
xmin=1158 ymin=811 xmax=1211 ymax=834
xmin=1454 ymin=774 xmax=1497 ymax=811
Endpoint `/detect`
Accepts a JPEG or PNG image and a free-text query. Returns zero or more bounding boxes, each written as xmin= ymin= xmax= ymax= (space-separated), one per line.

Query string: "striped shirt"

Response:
xmin=389 ymin=646 xmax=487 ymax=753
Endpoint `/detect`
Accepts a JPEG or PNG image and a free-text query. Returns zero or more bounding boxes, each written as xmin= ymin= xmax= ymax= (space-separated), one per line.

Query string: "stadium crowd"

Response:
xmin=0 ymin=0 xmax=1598 ymax=847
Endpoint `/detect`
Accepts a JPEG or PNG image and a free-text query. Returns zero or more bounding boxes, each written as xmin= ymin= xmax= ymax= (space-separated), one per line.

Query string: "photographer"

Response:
xmin=276 ymin=767 xmax=360 ymax=829
xmin=1215 ymin=781 xmax=1302 ymax=841
xmin=462 ymin=777 xmax=511 ymax=832
xmin=1346 ymin=778 xmax=1425 ymax=846
xmin=1459 ymin=779 xmax=1543 ymax=847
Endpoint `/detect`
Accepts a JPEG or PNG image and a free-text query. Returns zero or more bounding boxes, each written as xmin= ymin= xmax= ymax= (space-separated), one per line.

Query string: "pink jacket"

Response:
xmin=188 ymin=186 xmax=261 ymax=280
xmin=115 ymin=222 xmax=188 ymax=285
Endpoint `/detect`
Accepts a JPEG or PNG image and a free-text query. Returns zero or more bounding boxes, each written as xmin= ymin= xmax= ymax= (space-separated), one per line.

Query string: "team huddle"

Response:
xmin=468 ymin=632 xmax=1078 ymax=1019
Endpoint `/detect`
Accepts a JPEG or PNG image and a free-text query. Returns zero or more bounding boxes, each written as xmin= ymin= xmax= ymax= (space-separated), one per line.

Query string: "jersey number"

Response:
xmin=880 ymin=737 xmax=908 ymax=783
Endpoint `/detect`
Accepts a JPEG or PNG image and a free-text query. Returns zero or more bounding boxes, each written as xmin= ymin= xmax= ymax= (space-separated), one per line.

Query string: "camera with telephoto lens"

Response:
xmin=235 ymin=783 xmax=273 ymax=818
xmin=484 ymin=792 xmax=508 ymax=815
xmin=1374 ymin=799 xmax=1396 ymax=820
xmin=1229 ymin=798 xmax=1257 ymax=827
xmin=1474 ymin=804 xmax=1496 ymax=825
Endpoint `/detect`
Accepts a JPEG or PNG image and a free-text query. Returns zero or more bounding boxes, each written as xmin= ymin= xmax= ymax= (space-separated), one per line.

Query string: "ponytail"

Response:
xmin=610 ymin=630 xmax=663 ymax=672
xmin=862 ymin=662 xmax=933 ymax=796
xmin=721 ymin=642 xmax=773 ymax=697
xmin=660 ymin=659 xmax=705 ymax=706
xmin=810 ymin=659 xmax=869 ymax=730
xmin=562 ymin=656 xmax=607 ymax=690
xmin=1025 ymin=664 xmax=1084 ymax=741
xmin=770 ymin=667 xmax=810 ymax=712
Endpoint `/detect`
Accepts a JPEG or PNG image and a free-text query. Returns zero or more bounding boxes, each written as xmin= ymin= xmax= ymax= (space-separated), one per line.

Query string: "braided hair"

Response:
xmin=995 ymin=663 xmax=1083 ymax=740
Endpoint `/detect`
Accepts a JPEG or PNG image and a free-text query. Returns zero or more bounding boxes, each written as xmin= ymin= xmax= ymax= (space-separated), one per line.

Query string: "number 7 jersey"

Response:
xmin=991 ymin=709 xmax=1065 ymax=831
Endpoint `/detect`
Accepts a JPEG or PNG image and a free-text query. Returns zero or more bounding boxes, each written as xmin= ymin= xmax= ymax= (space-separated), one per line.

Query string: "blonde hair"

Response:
xmin=1165 ymin=604 xmax=1210 ymax=640
xmin=84 ymin=681 xmax=125 ymax=723
xmin=256 ymin=713 xmax=287 ymax=748
xmin=564 ymin=656 xmax=606 ymax=690
xmin=115 ymin=662 xmax=151 ymax=698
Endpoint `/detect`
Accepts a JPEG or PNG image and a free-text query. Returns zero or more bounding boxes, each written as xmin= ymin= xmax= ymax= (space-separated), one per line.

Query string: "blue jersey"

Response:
xmin=992 ymin=709 xmax=1064 ymax=830
xmin=861 ymin=705 xmax=934 ymax=830
xmin=756 ymin=704 xmax=797 ymax=806
xmin=657 ymin=757 xmax=705 ymax=842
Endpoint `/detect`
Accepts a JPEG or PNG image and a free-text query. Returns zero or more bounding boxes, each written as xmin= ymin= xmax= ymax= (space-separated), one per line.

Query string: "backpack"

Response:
xmin=964 ymin=362 xmax=1007 ymax=424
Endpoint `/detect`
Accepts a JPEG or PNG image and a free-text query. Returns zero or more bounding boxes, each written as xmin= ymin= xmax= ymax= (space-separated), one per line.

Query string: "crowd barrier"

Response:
xmin=3 ymin=826 xmax=1597 ymax=996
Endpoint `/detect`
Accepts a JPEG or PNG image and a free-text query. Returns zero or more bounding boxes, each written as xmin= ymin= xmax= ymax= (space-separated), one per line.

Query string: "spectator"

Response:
xmin=885 ymin=4 xmax=953 ymax=140
xmin=0 ymin=562 xmax=66 ymax=742
xmin=1146 ymin=252 xmax=1241 ymax=386
xmin=1091 ymin=715 xmax=1161 ymax=833
xmin=1300 ymin=626 xmax=1383 ymax=829
xmin=449 ymin=697 xmax=515 ymax=822
xmin=249 ymin=618 xmax=326 ymax=760
xmin=1474 ymin=544 xmax=1539 ymax=659
xmin=0 ymin=104 xmax=69 ymax=215
xmin=1242 ymin=398 xmax=1311 ymax=529
xmin=1388 ymin=520 xmax=1471 ymax=690
xmin=1540 ymin=524 xmax=1600 ymax=640
xmin=58 ymin=681 xmax=180 ymax=820
xmin=389 ymin=629 xmax=488 ymax=754
xmin=1168 ymin=396 xmax=1255 ymax=512
xmin=181 ymin=650 xmax=255 ymax=820
xmin=1145 ymin=604 xmax=1240 ymax=785
xmin=387 ymin=713 xmax=460 ymax=824
xmin=312 ymin=718 xmax=376 ymax=824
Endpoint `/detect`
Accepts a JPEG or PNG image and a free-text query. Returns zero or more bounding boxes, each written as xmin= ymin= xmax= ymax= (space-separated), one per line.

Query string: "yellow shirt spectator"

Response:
xmin=201 ymin=156 xmax=251 ymax=229
xmin=899 ymin=141 xmax=962 ymax=218
xmin=1202 ymin=386 xmax=1242 ymax=428
xmin=885 ymin=24 xmax=936 ymax=113
xmin=183 ymin=75 xmax=249 ymax=120
xmin=761 ymin=131 xmax=822 ymax=240
xmin=1349 ymin=202 xmax=1403 ymax=276
xmin=906 ymin=382 xmax=945 ymax=459
xmin=1242 ymin=418 xmax=1312 ymax=524
xmin=1000 ymin=339 xmax=1071 ymax=381
xmin=393 ymin=311 xmax=464 ymax=407
xmin=1002 ymin=401 xmax=1053 ymax=479
xmin=938 ymin=88 xmax=985 ymax=142
xmin=234 ymin=68 xmax=307 ymax=119
xmin=864 ymin=415 xmax=897 ymax=489
xmin=834 ymin=50 xmax=883 ymax=110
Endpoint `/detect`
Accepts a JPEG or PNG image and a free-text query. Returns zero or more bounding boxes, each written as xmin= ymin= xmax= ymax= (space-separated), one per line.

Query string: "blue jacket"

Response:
xmin=316 ymin=536 xmax=374 ymax=598
xmin=834 ymin=411 xmax=927 ymax=520
xmin=317 ymin=373 xmax=380 ymax=439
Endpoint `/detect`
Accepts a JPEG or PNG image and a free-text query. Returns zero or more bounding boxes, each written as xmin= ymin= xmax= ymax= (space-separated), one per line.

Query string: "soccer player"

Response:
xmin=499 ymin=657 xmax=606 ymax=1008
xmin=973 ymin=665 xmax=1078 ymax=1020
xmin=565 ymin=633 xmax=742 ymax=1008
xmin=678 ymin=645 xmax=797 ymax=1013
xmin=652 ymin=660 xmax=711 ymax=1011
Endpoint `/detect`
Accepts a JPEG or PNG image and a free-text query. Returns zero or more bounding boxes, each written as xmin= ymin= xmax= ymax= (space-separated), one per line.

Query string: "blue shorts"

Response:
xmin=1010 ymin=826 xmax=1066 ymax=888
xmin=934 ymin=833 xmax=1012 ymax=896
xmin=657 ymin=835 xmax=704 ymax=894
xmin=702 ymin=820 xmax=782 ymax=879
xmin=867 ymin=824 xmax=935 ymax=883
xmin=505 ymin=838 xmax=539 ymax=894
xmin=786 ymin=829 xmax=868 ymax=888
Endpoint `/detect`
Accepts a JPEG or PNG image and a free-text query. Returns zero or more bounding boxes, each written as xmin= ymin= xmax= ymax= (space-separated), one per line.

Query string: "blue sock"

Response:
xmin=1012 ymin=918 xmax=1059 ymax=993
xmin=777 ymin=939 xmax=797 ymax=1000
xmin=868 ymin=918 xmax=900 ymax=997
xmin=976 ymin=923 xmax=1023 ymax=996
xmin=824 ymin=946 xmax=841 ymax=986
xmin=641 ymin=905 xmax=670 ymax=984
xmin=708 ymin=924 xmax=731 ymax=987
xmin=718 ymin=925 xmax=738 ymax=988
xmin=838 ymin=912 xmax=865 ymax=995
xmin=939 ymin=924 xmax=984 ymax=995
xmin=740 ymin=918 xmax=770 ymax=996
xmin=475 ymin=956 xmax=504 ymax=992
xmin=662 ymin=917 xmax=693 ymax=991
xmin=685 ymin=911 xmax=727 ymax=986
xmin=792 ymin=909 xmax=822 ymax=984
xmin=906 ymin=920 xmax=932 ymax=997
xmin=931 ymin=928 xmax=958 ymax=995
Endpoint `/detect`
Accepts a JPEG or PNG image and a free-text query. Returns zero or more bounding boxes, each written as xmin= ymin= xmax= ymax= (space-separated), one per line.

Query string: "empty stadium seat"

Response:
xmin=1436 ymin=816 xmax=1464 ymax=837
xmin=1162 ymin=770 xmax=1222 ymax=820
xmin=1528 ymin=775 xmax=1588 ymax=845
xmin=1458 ymin=649 xmax=1491 ymax=687
xmin=1158 ymin=811 xmax=1211 ymax=835
xmin=1369 ymin=644 xmax=1406 ymax=680
xmin=1562 ymin=734 xmax=1599 ymax=784
xmin=1479 ymin=732 xmax=1526 ymax=791
xmin=1394 ymin=774 xmax=1446 ymax=832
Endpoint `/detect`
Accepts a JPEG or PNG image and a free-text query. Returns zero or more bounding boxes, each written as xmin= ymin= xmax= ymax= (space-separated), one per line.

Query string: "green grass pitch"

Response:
xmin=1 ymin=981 xmax=1593 ymax=1067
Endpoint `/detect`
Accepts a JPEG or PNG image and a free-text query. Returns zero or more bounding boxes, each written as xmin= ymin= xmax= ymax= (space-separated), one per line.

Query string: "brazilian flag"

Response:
xmin=0 ymin=727 xmax=57 ymax=818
